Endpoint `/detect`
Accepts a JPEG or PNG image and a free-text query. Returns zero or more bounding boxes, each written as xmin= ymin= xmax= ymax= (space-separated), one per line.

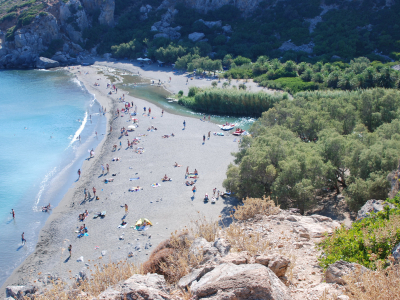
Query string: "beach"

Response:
xmin=1 ymin=62 xmax=244 ymax=293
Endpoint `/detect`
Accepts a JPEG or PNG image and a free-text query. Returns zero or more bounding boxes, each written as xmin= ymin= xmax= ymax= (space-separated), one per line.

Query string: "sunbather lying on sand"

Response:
xmin=185 ymin=181 xmax=195 ymax=186
xmin=174 ymin=162 xmax=182 ymax=167
xmin=129 ymin=186 xmax=142 ymax=192
xmin=112 ymin=157 xmax=120 ymax=161
xmin=104 ymin=178 xmax=114 ymax=183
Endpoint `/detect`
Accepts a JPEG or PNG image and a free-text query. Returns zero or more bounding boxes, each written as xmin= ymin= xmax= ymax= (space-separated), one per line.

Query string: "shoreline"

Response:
xmin=1 ymin=62 xmax=241 ymax=295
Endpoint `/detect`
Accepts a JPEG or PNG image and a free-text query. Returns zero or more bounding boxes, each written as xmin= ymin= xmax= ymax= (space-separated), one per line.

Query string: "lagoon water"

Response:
xmin=0 ymin=69 xmax=106 ymax=286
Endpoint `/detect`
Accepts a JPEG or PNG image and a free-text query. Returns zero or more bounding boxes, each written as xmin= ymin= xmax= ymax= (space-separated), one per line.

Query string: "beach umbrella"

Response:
xmin=127 ymin=125 xmax=136 ymax=130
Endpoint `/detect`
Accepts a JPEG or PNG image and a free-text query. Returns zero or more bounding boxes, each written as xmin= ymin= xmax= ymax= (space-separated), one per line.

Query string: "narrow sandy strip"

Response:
xmin=1 ymin=64 xmax=240 ymax=293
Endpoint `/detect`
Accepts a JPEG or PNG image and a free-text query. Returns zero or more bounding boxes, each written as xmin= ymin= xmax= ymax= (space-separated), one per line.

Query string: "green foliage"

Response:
xmin=318 ymin=197 xmax=400 ymax=269
xmin=6 ymin=25 xmax=16 ymax=41
xmin=111 ymin=39 xmax=143 ymax=59
xmin=0 ymin=12 xmax=16 ymax=22
xmin=180 ymin=88 xmax=287 ymax=117
xmin=155 ymin=44 xmax=187 ymax=64
xmin=226 ymin=88 xmax=400 ymax=212
xmin=257 ymin=77 xmax=319 ymax=94
xmin=7 ymin=0 xmax=37 ymax=13
xmin=18 ymin=3 xmax=45 ymax=26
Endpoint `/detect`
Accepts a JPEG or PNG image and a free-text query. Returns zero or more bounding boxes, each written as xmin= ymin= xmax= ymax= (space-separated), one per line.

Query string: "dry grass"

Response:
xmin=189 ymin=215 xmax=220 ymax=242
xmin=158 ymin=230 xmax=203 ymax=284
xmin=342 ymin=261 xmax=400 ymax=300
xmin=234 ymin=196 xmax=279 ymax=221
xmin=32 ymin=260 xmax=142 ymax=300
xmin=224 ymin=222 xmax=269 ymax=256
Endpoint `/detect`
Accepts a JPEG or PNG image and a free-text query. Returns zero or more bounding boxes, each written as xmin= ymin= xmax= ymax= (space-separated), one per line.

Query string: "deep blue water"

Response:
xmin=0 ymin=69 xmax=106 ymax=286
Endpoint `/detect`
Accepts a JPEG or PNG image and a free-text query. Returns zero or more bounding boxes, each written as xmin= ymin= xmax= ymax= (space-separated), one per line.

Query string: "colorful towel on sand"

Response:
xmin=151 ymin=183 xmax=161 ymax=188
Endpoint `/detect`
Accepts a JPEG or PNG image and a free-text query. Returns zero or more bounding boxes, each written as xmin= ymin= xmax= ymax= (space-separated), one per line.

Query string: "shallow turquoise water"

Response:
xmin=0 ymin=69 xmax=106 ymax=286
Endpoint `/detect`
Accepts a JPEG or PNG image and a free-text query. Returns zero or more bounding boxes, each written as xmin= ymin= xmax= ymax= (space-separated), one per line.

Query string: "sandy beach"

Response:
xmin=1 ymin=62 xmax=243 ymax=293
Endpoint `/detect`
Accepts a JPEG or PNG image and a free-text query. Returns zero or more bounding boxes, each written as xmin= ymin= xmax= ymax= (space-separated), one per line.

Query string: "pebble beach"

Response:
xmin=1 ymin=61 xmax=244 ymax=292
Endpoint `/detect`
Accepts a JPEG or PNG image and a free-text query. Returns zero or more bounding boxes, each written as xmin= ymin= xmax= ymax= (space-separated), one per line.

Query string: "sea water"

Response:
xmin=0 ymin=69 xmax=106 ymax=286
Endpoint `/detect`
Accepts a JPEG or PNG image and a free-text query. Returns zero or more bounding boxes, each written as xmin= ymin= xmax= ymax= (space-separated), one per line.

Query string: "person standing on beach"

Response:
xmin=78 ymin=169 xmax=81 ymax=179
xmin=11 ymin=209 xmax=15 ymax=219
xmin=162 ymin=109 xmax=164 ymax=117
xmin=144 ymin=107 xmax=146 ymax=113
xmin=68 ymin=244 xmax=72 ymax=257
xmin=148 ymin=107 xmax=151 ymax=116
xmin=125 ymin=204 xmax=128 ymax=214
xmin=183 ymin=120 xmax=186 ymax=129
xmin=203 ymin=135 xmax=205 ymax=143
xmin=208 ymin=131 xmax=211 ymax=139
xmin=93 ymin=187 xmax=96 ymax=197
xmin=21 ymin=232 xmax=26 ymax=245
xmin=101 ymin=164 xmax=105 ymax=175
xmin=192 ymin=186 xmax=196 ymax=197
xmin=106 ymin=164 xmax=109 ymax=174
xmin=186 ymin=166 xmax=189 ymax=175
xmin=84 ymin=188 xmax=87 ymax=200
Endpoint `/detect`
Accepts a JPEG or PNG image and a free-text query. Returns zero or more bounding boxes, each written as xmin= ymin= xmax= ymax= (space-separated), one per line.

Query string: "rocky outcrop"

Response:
xmin=95 ymin=273 xmax=171 ymax=300
xmin=6 ymin=285 xmax=37 ymax=300
xmin=81 ymin=0 xmax=115 ymax=26
xmin=190 ymin=263 xmax=292 ymax=300
xmin=325 ymin=260 xmax=368 ymax=285
xmin=255 ymin=254 xmax=290 ymax=277
xmin=0 ymin=14 xmax=61 ymax=68
xmin=59 ymin=0 xmax=89 ymax=43
xmin=36 ymin=57 xmax=60 ymax=69
xmin=356 ymin=199 xmax=395 ymax=220
xmin=158 ymin=0 xmax=262 ymax=15
xmin=151 ymin=8 xmax=180 ymax=40
xmin=197 ymin=19 xmax=222 ymax=28
xmin=188 ymin=32 xmax=205 ymax=42
xmin=279 ymin=40 xmax=315 ymax=54
xmin=392 ymin=242 xmax=400 ymax=262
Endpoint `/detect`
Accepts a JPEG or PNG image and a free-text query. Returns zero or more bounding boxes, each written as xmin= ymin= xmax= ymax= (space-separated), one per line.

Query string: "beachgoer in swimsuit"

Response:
xmin=21 ymin=232 xmax=26 ymax=245
xmin=68 ymin=245 xmax=72 ymax=257
xmin=93 ymin=187 xmax=96 ymax=197
xmin=11 ymin=209 xmax=15 ymax=218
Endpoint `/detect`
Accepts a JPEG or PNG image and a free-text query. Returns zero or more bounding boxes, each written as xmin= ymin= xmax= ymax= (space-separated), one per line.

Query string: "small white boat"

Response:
xmin=218 ymin=124 xmax=235 ymax=131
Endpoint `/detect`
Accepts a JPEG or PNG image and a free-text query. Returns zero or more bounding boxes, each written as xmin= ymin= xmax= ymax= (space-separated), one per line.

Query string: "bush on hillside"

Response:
xmin=318 ymin=196 xmax=400 ymax=269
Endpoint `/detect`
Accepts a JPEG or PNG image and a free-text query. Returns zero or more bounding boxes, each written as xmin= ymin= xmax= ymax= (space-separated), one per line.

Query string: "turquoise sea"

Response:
xmin=0 ymin=69 xmax=106 ymax=286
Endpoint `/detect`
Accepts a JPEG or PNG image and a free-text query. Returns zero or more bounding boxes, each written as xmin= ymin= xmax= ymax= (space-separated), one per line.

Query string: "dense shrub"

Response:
xmin=182 ymin=88 xmax=287 ymax=117
xmin=318 ymin=197 xmax=400 ymax=269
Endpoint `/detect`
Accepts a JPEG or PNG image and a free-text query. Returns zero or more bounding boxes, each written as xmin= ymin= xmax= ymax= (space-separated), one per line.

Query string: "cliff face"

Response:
xmin=0 ymin=0 xmax=115 ymax=69
xmin=0 ymin=14 xmax=61 ymax=68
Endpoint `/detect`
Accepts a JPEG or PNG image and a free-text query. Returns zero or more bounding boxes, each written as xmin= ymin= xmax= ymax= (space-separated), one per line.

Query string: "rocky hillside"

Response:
xmin=1 ymin=0 xmax=400 ymax=68
xmin=5 ymin=197 xmax=400 ymax=299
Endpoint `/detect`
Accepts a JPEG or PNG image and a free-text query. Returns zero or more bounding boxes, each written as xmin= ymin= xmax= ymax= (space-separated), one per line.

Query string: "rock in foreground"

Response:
xmin=190 ymin=263 xmax=292 ymax=300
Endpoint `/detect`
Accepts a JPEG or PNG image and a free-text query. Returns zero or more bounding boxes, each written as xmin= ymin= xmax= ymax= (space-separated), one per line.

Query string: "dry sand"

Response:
xmin=1 ymin=63 xmax=241 ymax=292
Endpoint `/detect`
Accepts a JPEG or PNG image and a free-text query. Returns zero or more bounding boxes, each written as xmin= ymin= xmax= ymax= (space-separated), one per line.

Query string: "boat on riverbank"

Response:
xmin=218 ymin=123 xmax=235 ymax=131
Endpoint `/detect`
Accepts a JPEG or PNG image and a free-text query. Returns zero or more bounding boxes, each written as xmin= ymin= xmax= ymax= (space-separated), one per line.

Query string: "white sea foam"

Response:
xmin=34 ymin=166 xmax=58 ymax=210
xmin=70 ymin=111 xmax=88 ymax=146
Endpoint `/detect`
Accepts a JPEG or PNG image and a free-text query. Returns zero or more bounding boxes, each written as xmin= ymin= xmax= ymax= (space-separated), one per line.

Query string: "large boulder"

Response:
xmin=36 ymin=57 xmax=60 ymax=69
xmin=255 ymin=255 xmax=290 ymax=277
xmin=191 ymin=263 xmax=292 ymax=299
xmin=291 ymin=214 xmax=340 ymax=238
xmin=357 ymin=199 xmax=395 ymax=220
xmin=188 ymin=32 xmax=205 ymax=42
xmin=325 ymin=260 xmax=368 ymax=285
xmin=95 ymin=273 xmax=171 ymax=300
xmin=189 ymin=237 xmax=221 ymax=264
